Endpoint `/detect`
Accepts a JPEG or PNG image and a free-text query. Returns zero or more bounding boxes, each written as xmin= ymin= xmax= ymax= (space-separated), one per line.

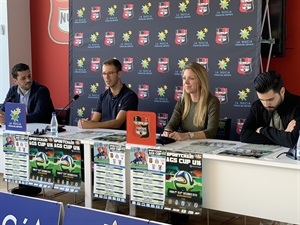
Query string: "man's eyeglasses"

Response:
xmin=102 ymin=71 xmax=118 ymax=76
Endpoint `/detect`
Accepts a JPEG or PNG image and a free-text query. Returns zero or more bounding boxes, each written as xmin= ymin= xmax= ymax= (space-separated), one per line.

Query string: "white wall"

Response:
xmin=0 ymin=0 xmax=31 ymax=102
xmin=0 ymin=0 xmax=10 ymax=102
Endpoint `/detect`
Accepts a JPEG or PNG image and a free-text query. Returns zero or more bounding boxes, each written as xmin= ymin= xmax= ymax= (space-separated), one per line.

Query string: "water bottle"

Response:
xmin=50 ymin=112 xmax=58 ymax=137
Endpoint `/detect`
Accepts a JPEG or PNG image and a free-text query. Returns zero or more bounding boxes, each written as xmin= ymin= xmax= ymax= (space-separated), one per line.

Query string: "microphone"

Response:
xmin=56 ymin=94 xmax=79 ymax=117
xmin=1 ymin=94 xmax=16 ymax=107
xmin=50 ymin=94 xmax=79 ymax=132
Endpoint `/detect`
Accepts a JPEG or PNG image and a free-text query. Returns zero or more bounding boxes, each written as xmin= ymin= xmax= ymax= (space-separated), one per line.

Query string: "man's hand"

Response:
xmin=285 ymin=119 xmax=296 ymax=132
xmin=256 ymin=127 xmax=262 ymax=134
xmin=0 ymin=111 xmax=5 ymax=124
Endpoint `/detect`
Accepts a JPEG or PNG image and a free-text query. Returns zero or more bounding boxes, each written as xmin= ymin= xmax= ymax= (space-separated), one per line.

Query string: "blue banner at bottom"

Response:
xmin=0 ymin=191 xmax=62 ymax=225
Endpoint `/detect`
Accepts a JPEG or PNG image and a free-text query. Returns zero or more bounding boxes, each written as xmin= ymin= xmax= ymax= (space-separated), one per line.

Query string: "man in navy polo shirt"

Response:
xmin=78 ymin=58 xmax=138 ymax=213
xmin=78 ymin=58 xmax=138 ymax=130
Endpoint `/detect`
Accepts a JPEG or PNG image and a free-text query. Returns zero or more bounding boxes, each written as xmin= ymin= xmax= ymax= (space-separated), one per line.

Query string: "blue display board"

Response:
xmin=0 ymin=192 xmax=62 ymax=225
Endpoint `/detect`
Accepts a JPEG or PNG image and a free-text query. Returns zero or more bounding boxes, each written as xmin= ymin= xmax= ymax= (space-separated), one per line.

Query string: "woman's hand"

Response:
xmin=168 ymin=131 xmax=189 ymax=141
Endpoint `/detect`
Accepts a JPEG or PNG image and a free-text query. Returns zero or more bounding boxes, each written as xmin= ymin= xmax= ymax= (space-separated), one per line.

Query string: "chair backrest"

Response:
xmin=216 ymin=118 xmax=231 ymax=140
xmin=55 ymin=108 xmax=70 ymax=125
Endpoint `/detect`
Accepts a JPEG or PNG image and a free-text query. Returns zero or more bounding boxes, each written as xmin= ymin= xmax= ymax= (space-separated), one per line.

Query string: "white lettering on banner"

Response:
xmin=2 ymin=215 xmax=41 ymax=225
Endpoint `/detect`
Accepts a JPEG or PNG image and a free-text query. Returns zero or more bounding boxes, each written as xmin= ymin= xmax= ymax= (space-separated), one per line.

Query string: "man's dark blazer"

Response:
xmin=0 ymin=81 xmax=55 ymax=123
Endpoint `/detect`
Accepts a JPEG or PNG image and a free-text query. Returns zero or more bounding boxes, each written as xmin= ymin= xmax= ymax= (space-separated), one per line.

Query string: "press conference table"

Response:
xmin=0 ymin=124 xmax=299 ymax=224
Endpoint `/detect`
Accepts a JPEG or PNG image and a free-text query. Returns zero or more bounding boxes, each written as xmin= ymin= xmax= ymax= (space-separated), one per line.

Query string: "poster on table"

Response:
xmin=93 ymin=135 xmax=127 ymax=202
xmin=4 ymin=102 xmax=27 ymax=132
xmin=28 ymin=136 xmax=55 ymax=188
xmin=63 ymin=204 xmax=168 ymax=225
xmin=165 ymin=150 xmax=202 ymax=215
xmin=3 ymin=133 xmax=29 ymax=184
xmin=130 ymin=147 xmax=166 ymax=209
xmin=52 ymin=138 xmax=82 ymax=193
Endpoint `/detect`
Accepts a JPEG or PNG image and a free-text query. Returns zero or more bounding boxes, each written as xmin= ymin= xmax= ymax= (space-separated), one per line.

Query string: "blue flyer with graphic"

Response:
xmin=5 ymin=102 xmax=26 ymax=132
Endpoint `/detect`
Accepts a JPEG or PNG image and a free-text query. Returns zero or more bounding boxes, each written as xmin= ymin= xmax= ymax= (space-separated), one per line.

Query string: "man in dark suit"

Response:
xmin=0 ymin=63 xmax=55 ymax=196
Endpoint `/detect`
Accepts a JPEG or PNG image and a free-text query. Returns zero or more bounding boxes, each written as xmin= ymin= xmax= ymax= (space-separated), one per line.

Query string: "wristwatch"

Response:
xmin=188 ymin=132 xmax=194 ymax=139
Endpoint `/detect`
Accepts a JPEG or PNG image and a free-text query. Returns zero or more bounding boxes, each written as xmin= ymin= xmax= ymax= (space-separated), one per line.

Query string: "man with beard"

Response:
xmin=240 ymin=71 xmax=300 ymax=149
xmin=78 ymin=58 xmax=138 ymax=130
xmin=0 ymin=63 xmax=55 ymax=196
xmin=77 ymin=58 xmax=138 ymax=213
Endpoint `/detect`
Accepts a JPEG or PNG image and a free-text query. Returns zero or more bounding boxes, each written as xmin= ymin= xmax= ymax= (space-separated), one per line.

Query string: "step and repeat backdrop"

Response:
xmin=69 ymin=0 xmax=261 ymax=140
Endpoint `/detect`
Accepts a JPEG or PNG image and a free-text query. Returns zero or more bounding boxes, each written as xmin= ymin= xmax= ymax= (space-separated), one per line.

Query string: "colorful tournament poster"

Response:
xmin=28 ymin=136 xmax=55 ymax=188
xmin=53 ymin=138 xmax=82 ymax=193
xmin=93 ymin=141 xmax=126 ymax=202
xmin=3 ymin=133 xmax=29 ymax=184
xmin=130 ymin=147 xmax=166 ymax=209
xmin=164 ymin=151 xmax=202 ymax=215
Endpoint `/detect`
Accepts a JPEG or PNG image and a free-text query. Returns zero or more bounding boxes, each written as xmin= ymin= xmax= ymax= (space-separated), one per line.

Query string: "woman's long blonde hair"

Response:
xmin=181 ymin=62 xmax=209 ymax=127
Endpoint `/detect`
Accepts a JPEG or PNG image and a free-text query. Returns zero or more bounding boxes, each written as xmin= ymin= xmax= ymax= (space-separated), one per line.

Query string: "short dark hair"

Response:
xmin=254 ymin=71 xmax=283 ymax=94
xmin=11 ymin=63 xmax=30 ymax=79
xmin=103 ymin=58 xmax=122 ymax=72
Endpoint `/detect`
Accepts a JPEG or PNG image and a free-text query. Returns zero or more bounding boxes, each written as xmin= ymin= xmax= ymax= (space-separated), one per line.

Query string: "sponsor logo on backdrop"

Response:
xmin=75 ymin=57 xmax=87 ymax=74
xmin=236 ymin=118 xmax=246 ymax=134
xmin=88 ymin=32 xmax=100 ymax=49
xmin=215 ymin=87 xmax=228 ymax=104
xmin=155 ymin=29 xmax=170 ymax=48
xmin=237 ymin=57 xmax=252 ymax=75
xmin=157 ymin=57 xmax=169 ymax=73
xmin=104 ymin=31 xmax=115 ymax=46
xmin=75 ymin=7 xmax=87 ymax=24
xmin=193 ymin=28 xmax=209 ymax=47
xmin=158 ymin=2 xmax=170 ymax=18
xmin=48 ymin=0 xmax=69 ymax=44
xmin=215 ymin=28 xmax=229 ymax=44
xmin=236 ymin=26 xmax=254 ymax=47
xmin=157 ymin=113 xmax=169 ymax=128
xmin=214 ymin=57 xmax=231 ymax=77
xmin=91 ymin=6 xmax=101 ymax=21
xmin=174 ymin=57 xmax=188 ymax=75
xmin=139 ymin=3 xmax=153 ymax=21
xmin=234 ymin=88 xmax=251 ymax=108
xmin=216 ymin=0 xmax=233 ymax=16
xmin=123 ymin=4 xmax=134 ymax=19
xmin=77 ymin=107 xmax=86 ymax=118
xmin=176 ymin=1 xmax=191 ymax=19
xmin=174 ymin=86 xmax=183 ymax=101
xmin=120 ymin=30 xmax=133 ymax=48
xmin=73 ymin=33 xmax=83 ymax=47
xmin=138 ymin=85 xmax=150 ymax=100
xmin=89 ymin=83 xmax=100 ymax=99
xmin=91 ymin=57 xmax=101 ymax=72
xmin=175 ymin=29 xmax=188 ymax=45
xmin=239 ymin=0 xmax=254 ymax=13
xmin=138 ymin=30 xmax=150 ymax=46
xmin=106 ymin=5 xmax=118 ymax=22
xmin=197 ymin=0 xmax=210 ymax=16
xmin=123 ymin=57 xmax=134 ymax=72
xmin=74 ymin=82 xmax=84 ymax=96
xmin=196 ymin=57 xmax=209 ymax=71
xmin=138 ymin=58 xmax=152 ymax=75
xmin=154 ymin=85 xmax=169 ymax=103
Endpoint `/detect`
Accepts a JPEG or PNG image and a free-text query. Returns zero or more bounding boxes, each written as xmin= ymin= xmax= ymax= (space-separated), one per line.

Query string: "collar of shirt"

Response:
xmin=17 ymin=87 xmax=31 ymax=113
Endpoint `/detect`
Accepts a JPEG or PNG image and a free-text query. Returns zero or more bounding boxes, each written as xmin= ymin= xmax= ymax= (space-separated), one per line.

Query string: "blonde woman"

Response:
xmin=163 ymin=62 xmax=220 ymax=141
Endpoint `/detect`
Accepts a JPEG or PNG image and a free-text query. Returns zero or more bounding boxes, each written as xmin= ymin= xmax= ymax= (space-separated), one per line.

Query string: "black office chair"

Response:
xmin=55 ymin=108 xmax=70 ymax=125
xmin=216 ymin=117 xmax=231 ymax=140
